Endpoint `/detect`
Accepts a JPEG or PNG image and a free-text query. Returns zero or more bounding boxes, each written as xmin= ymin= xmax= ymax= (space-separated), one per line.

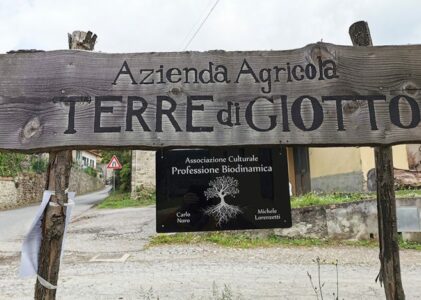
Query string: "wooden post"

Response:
xmin=34 ymin=151 xmax=72 ymax=299
xmin=34 ymin=31 xmax=97 ymax=300
xmin=349 ymin=21 xmax=405 ymax=300
xmin=375 ymin=146 xmax=405 ymax=299
xmin=286 ymin=147 xmax=296 ymax=195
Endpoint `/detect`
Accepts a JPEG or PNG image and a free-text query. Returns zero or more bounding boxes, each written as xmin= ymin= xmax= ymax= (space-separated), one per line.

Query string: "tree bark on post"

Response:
xmin=34 ymin=31 xmax=97 ymax=300
xmin=349 ymin=21 xmax=405 ymax=300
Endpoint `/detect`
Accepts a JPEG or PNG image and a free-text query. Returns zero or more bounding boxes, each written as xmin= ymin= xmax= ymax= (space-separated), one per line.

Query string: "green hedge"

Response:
xmin=0 ymin=153 xmax=48 ymax=177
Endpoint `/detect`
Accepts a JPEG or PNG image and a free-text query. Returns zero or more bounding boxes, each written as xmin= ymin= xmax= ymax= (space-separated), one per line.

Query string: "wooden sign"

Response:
xmin=2 ymin=42 xmax=421 ymax=151
xmin=156 ymin=147 xmax=291 ymax=232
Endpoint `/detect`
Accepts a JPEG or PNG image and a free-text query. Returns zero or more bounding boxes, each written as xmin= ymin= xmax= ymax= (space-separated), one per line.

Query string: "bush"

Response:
xmin=0 ymin=152 xmax=26 ymax=177
xmin=84 ymin=166 xmax=97 ymax=177
xmin=30 ymin=155 xmax=48 ymax=174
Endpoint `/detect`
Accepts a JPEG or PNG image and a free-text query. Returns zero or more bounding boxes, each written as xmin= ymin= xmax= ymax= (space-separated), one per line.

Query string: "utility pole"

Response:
xmin=349 ymin=21 xmax=405 ymax=300
xmin=34 ymin=31 xmax=97 ymax=300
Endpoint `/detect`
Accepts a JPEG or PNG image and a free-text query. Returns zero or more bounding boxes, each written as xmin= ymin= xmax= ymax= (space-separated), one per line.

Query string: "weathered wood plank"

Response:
xmin=34 ymin=151 xmax=72 ymax=299
xmin=350 ymin=20 xmax=405 ymax=300
xmin=34 ymin=30 xmax=97 ymax=300
xmin=2 ymin=43 xmax=421 ymax=150
xmin=375 ymin=146 xmax=405 ymax=300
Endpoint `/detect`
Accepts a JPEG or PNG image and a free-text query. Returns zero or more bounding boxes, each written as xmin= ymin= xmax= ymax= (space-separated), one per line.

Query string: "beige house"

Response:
xmin=131 ymin=145 xmax=418 ymax=196
xmin=305 ymin=145 xmax=409 ymax=193
xmin=72 ymin=150 xmax=102 ymax=169
xmin=72 ymin=150 xmax=106 ymax=180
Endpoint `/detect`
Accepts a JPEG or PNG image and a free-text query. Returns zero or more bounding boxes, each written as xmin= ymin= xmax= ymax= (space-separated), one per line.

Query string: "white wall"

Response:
xmin=73 ymin=150 xmax=99 ymax=169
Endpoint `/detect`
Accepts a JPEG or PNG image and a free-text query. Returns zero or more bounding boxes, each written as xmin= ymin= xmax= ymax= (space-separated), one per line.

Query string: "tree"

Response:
xmin=204 ymin=175 xmax=242 ymax=226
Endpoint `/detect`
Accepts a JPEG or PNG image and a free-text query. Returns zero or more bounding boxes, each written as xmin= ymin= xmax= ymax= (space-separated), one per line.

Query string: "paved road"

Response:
xmin=0 ymin=186 xmax=111 ymax=252
xmin=1 ymin=205 xmax=420 ymax=299
xmin=1 ymin=195 xmax=421 ymax=299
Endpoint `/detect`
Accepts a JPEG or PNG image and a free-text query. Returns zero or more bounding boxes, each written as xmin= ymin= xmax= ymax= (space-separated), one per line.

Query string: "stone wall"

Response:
xmin=311 ymin=171 xmax=365 ymax=193
xmin=275 ymin=198 xmax=421 ymax=240
xmin=131 ymin=150 xmax=156 ymax=196
xmin=0 ymin=168 xmax=104 ymax=210
xmin=0 ymin=173 xmax=45 ymax=210
xmin=0 ymin=177 xmax=19 ymax=210
xmin=15 ymin=173 xmax=46 ymax=208
xmin=69 ymin=168 xmax=104 ymax=195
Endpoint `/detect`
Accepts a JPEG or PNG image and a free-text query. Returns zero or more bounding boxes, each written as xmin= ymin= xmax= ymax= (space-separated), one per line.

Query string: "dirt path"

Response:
xmin=0 ymin=206 xmax=420 ymax=299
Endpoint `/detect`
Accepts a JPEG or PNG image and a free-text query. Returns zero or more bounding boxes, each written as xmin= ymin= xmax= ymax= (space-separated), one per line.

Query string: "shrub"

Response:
xmin=30 ymin=155 xmax=48 ymax=174
xmin=84 ymin=166 xmax=97 ymax=177
xmin=0 ymin=152 xmax=26 ymax=177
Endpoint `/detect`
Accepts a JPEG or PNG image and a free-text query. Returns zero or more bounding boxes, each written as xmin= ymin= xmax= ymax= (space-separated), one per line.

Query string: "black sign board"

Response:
xmin=156 ymin=147 xmax=292 ymax=232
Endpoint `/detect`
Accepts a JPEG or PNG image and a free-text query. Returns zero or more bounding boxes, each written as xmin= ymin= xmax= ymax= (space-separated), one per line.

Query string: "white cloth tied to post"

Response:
xmin=19 ymin=190 xmax=75 ymax=289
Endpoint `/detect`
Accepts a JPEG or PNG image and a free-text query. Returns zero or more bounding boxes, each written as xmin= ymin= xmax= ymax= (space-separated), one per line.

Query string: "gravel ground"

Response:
xmin=0 ymin=206 xmax=420 ymax=299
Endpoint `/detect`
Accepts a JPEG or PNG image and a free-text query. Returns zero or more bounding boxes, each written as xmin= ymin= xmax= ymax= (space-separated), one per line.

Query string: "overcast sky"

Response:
xmin=1 ymin=0 xmax=421 ymax=53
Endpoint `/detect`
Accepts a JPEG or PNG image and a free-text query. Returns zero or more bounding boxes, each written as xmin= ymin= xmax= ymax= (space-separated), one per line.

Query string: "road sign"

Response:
xmin=156 ymin=146 xmax=291 ymax=232
xmin=107 ymin=155 xmax=122 ymax=170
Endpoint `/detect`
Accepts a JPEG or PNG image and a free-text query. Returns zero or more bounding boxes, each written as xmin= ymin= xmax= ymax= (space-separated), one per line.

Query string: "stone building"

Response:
xmin=131 ymin=150 xmax=156 ymax=196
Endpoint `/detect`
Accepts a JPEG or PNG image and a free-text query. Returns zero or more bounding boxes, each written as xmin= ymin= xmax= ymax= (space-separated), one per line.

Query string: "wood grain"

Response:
xmin=34 ymin=30 xmax=97 ymax=300
xmin=350 ymin=21 xmax=405 ymax=300
xmin=2 ymin=43 xmax=421 ymax=151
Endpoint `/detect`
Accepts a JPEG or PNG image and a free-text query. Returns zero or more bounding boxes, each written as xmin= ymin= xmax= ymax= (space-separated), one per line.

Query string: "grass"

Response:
xmin=399 ymin=237 xmax=421 ymax=250
xmin=291 ymin=192 xmax=373 ymax=208
xmin=97 ymin=189 xmax=155 ymax=209
xmin=290 ymin=189 xmax=421 ymax=209
xmin=97 ymin=188 xmax=421 ymax=250
xmin=148 ymin=232 xmax=421 ymax=251
xmin=98 ymin=189 xmax=421 ymax=210
xmin=395 ymin=188 xmax=421 ymax=198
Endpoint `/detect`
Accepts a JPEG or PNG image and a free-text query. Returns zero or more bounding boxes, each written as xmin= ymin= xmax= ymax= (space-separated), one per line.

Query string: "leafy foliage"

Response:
xmin=30 ymin=155 xmax=48 ymax=174
xmin=0 ymin=153 xmax=49 ymax=176
xmin=84 ymin=166 xmax=97 ymax=177
xmin=0 ymin=152 xmax=27 ymax=176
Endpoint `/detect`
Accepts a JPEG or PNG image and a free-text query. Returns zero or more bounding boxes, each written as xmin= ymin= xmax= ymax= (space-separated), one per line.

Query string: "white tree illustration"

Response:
xmin=204 ymin=175 xmax=242 ymax=226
